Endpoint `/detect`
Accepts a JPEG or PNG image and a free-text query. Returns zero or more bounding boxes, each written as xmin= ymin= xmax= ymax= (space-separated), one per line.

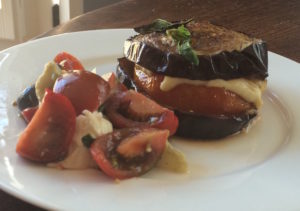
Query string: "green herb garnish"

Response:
xmin=166 ymin=25 xmax=199 ymax=65
xmin=178 ymin=40 xmax=199 ymax=65
xmin=82 ymin=134 xmax=95 ymax=148
xmin=134 ymin=19 xmax=172 ymax=34
xmin=134 ymin=18 xmax=193 ymax=34
xmin=166 ymin=25 xmax=191 ymax=41
xmin=134 ymin=18 xmax=199 ymax=65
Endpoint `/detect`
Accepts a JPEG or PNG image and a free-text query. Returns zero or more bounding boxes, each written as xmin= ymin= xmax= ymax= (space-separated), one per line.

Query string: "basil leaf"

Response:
xmin=82 ymin=134 xmax=95 ymax=148
xmin=166 ymin=25 xmax=199 ymax=65
xmin=134 ymin=18 xmax=199 ymax=65
xmin=166 ymin=25 xmax=191 ymax=42
xmin=178 ymin=41 xmax=199 ymax=66
xmin=134 ymin=19 xmax=172 ymax=34
xmin=134 ymin=18 xmax=193 ymax=34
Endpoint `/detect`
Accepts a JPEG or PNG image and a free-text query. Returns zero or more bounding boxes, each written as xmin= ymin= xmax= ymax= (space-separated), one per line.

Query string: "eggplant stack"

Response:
xmin=117 ymin=19 xmax=268 ymax=139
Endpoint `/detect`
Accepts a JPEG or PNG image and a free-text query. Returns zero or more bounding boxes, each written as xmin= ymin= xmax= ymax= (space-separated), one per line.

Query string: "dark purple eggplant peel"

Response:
xmin=125 ymin=21 xmax=268 ymax=81
xmin=16 ymin=85 xmax=39 ymax=111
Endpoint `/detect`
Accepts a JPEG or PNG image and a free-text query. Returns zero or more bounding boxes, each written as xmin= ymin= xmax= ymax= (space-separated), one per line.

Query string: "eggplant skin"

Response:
xmin=124 ymin=39 xmax=268 ymax=81
xmin=116 ymin=59 xmax=257 ymax=139
xmin=16 ymin=85 xmax=39 ymax=111
xmin=174 ymin=110 xmax=256 ymax=139
xmin=116 ymin=57 xmax=137 ymax=90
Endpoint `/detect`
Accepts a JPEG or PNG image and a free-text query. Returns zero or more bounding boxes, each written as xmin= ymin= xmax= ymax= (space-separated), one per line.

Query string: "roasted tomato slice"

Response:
xmin=104 ymin=90 xmax=178 ymax=136
xmin=133 ymin=65 xmax=253 ymax=116
xmin=54 ymin=52 xmax=85 ymax=71
xmin=53 ymin=70 xmax=110 ymax=115
xmin=16 ymin=89 xmax=76 ymax=163
xmin=21 ymin=106 xmax=38 ymax=123
xmin=90 ymin=128 xmax=169 ymax=179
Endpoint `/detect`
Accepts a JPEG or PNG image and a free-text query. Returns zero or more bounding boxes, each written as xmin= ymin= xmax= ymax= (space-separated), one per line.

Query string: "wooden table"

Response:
xmin=1 ymin=0 xmax=299 ymax=210
xmin=41 ymin=0 xmax=300 ymax=62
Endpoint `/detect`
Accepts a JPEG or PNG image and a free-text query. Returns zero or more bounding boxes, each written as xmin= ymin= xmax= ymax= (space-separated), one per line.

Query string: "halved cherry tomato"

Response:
xmin=133 ymin=65 xmax=253 ymax=116
xmin=104 ymin=90 xmax=178 ymax=136
xmin=90 ymin=128 xmax=169 ymax=179
xmin=21 ymin=106 xmax=38 ymax=123
xmin=16 ymin=89 xmax=76 ymax=163
xmin=53 ymin=70 xmax=110 ymax=115
xmin=54 ymin=52 xmax=85 ymax=71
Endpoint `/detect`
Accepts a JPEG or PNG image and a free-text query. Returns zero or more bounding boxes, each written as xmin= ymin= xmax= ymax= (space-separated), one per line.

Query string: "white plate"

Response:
xmin=0 ymin=29 xmax=299 ymax=211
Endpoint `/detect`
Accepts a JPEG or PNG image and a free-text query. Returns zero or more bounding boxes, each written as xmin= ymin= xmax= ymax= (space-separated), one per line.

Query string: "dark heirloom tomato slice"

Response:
xmin=53 ymin=70 xmax=110 ymax=115
xmin=16 ymin=89 xmax=76 ymax=163
xmin=104 ymin=90 xmax=178 ymax=136
xmin=90 ymin=128 xmax=169 ymax=179
xmin=133 ymin=65 xmax=253 ymax=117
xmin=54 ymin=52 xmax=85 ymax=71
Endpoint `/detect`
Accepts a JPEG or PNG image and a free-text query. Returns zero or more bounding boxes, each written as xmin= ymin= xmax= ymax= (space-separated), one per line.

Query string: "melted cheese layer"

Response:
xmin=160 ymin=76 xmax=267 ymax=108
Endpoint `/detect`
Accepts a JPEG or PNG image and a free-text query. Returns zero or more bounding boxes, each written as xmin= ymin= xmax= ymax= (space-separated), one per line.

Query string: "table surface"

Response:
xmin=1 ymin=0 xmax=299 ymax=210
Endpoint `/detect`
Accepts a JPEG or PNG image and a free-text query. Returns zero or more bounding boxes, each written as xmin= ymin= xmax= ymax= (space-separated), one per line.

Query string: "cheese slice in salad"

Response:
xmin=48 ymin=110 xmax=113 ymax=169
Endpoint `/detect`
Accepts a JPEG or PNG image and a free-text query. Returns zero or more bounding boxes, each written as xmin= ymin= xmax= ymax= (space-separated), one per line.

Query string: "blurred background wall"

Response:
xmin=0 ymin=0 xmax=122 ymax=50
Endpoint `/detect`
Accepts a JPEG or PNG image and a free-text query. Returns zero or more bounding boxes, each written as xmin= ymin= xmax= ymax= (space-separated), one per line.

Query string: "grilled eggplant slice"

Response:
xmin=124 ymin=21 xmax=268 ymax=80
xmin=175 ymin=110 xmax=256 ymax=139
xmin=116 ymin=58 xmax=257 ymax=139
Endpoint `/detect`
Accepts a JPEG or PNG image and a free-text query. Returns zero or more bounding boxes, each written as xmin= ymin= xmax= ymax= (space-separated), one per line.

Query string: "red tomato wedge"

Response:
xmin=90 ymin=128 xmax=169 ymax=179
xmin=54 ymin=52 xmax=85 ymax=71
xmin=104 ymin=90 xmax=178 ymax=136
xmin=16 ymin=89 xmax=76 ymax=163
xmin=21 ymin=106 xmax=38 ymax=123
xmin=53 ymin=70 xmax=110 ymax=115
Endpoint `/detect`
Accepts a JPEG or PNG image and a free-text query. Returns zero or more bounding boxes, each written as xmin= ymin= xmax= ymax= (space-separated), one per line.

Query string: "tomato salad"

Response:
xmin=15 ymin=52 xmax=186 ymax=179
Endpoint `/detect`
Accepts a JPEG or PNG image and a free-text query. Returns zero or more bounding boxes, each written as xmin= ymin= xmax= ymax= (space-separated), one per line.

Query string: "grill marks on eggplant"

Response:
xmin=124 ymin=21 xmax=268 ymax=81
xmin=188 ymin=22 xmax=256 ymax=55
